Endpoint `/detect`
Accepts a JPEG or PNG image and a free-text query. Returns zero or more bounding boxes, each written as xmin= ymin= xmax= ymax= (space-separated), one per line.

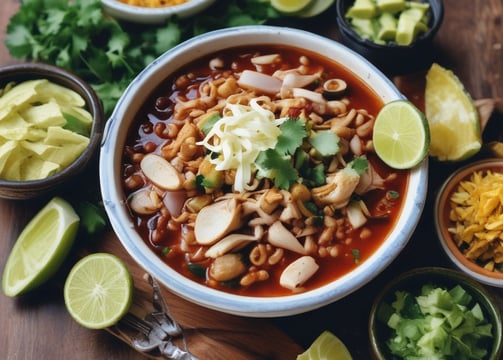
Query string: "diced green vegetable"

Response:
xmin=345 ymin=0 xmax=431 ymax=46
xmin=379 ymin=284 xmax=494 ymax=359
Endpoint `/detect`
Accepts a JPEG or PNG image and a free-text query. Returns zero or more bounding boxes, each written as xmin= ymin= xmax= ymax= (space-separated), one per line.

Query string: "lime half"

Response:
xmin=271 ymin=0 xmax=313 ymax=13
xmin=373 ymin=100 xmax=430 ymax=169
xmin=297 ymin=331 xmax=353 ymax=360
xmin=2 ymin=197 xmax=80 ymax=297
xmin=425 ymin=63 xmax=481 ymax=161
xmin=64 ymin=253 xmax=133 ymax=329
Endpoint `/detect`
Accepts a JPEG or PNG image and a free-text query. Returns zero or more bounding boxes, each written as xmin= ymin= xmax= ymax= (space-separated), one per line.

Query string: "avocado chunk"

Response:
xmin=346 ymin=0 xmax=377 ymax=19
xmin=376 ymin=0 xmax=406 ymax=13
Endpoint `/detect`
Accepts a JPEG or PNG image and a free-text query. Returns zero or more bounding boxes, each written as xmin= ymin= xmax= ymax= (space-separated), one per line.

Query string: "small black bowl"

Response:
xmin=369 ymin=267 xmax=502 ymax=360
xmin=0 ymin=63 xmax=104 ymax=200
xmin=335 ymin=0 xmax=444 ymax=75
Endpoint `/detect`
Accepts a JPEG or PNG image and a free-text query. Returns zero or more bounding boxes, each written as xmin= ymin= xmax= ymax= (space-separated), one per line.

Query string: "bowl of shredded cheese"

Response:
xmin=435 ymin=159 xmax=503 ymax=287
xmin=101 ymin=0 xmax=215 ymax=24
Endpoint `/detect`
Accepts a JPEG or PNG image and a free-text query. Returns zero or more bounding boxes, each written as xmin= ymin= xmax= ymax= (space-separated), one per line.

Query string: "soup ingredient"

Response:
xmin=425 ymin=63 xmax=481 ymax=161
xmin=2 ymin=197 xmax=79 ymax=297
xmin=64 ymin=253 xmax=133 ymax=329
xmin=271 ymin=0 xmax=313 ymax=14
xmin=448 ymin=169 xmax=503 ymax=272
xmin=297 ymin=330 xmax=352 ymax=360
xmin=117 ymin=0 xmax=188 ymax=7
xmin=378 ymin=284 xmax=493 ymax=359
xmin=279 ymin=255 xmax=319 ymax=291
xmin=372 ymin=99 xmax=429 ymax=169
xmin=345 ymin=0 xmax=431 ymax=45
xmin=0 ymin=79 xmax=91 ymax=181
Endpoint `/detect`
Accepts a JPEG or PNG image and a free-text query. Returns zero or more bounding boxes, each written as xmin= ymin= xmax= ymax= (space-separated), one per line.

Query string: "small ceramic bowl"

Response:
xmin=101 ymin=0 xmax=216 ymax=24
xmin=0 ymin=63 xmax=104 ymax=200
xmin=335 ymin=0 xmax=444 ymax=75
xmin=369 ymin=267 xmax=502 ymax=360
xmin=435 ymin=159 xmax=503 ymax=287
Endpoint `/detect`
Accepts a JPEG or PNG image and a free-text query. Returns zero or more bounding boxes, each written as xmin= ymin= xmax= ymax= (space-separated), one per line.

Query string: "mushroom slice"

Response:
xmin=251 ymin=54 xmax=281 ymax=65
xmin=140 ymin=153 xmax=184 ymax=191
xmin=194 ymin=198 xmax=243 ymax=245
xmin=209 ymin=254 xmax=247 ymax=282
xmin=267 ymin=221 xmax=306 ymax=254
xmin=237 ymin=70 xmax=282 ymax=96
xmin=279 ymin=256 xmax=319 ymax=291
xmin=205 ymin=233 xmax=257 ymax=258
xmin=128 ymin=189 xmax=161 ymax=215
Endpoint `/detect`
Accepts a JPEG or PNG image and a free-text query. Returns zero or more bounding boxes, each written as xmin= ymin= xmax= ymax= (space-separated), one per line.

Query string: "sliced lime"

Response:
xmin=64 ymin=253 xmax=133 ymax=329
xmin=425 ymin=63 xmax=481 ymax=161
xmin=271 ymin=0 xmax=313 ymax=13
xmin=299 ymin=0 xmax=335 ymax=18
xmin=297 ymin=331 xmax=353 ymax=360
xmin=2 ymin=197 xmax=79 ymax=297
xmin=372 ymin=99 xmax=430 ymax=169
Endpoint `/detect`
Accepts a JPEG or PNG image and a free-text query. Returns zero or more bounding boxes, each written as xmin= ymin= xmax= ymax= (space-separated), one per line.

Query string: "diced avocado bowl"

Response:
xmin=369 ymin=267 xmax=502 ymax=360
xmin=0 ymin=63 xmax=104 ymax=200
xmin=335 ymin=0 xmax=444 ymax=74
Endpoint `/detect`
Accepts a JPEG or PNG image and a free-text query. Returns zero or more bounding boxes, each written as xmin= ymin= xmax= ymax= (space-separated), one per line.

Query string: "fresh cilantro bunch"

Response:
xmin=5 ymin=0 xmax=282 ymax=116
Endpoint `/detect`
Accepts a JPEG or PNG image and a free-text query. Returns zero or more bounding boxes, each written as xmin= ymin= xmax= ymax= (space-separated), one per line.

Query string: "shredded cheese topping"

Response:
xmin=198 ymin=98 xmax=282 ymax=192
xmin=117 ymin=0 xmax=188 ymax=8
xmin=448 ymin=169 xmax=503 ymax=272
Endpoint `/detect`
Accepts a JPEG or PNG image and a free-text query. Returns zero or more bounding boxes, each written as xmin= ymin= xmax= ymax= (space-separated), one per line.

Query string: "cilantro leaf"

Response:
xmin=276 ymin=118 xmax=307 ymax=156
xmin=309 ymin=130 xmax=340 ymax=156
xmin=256 ymin=149 xmax=298 ymax=190
xmin=348 ymin=157 xmax=369 ymax=175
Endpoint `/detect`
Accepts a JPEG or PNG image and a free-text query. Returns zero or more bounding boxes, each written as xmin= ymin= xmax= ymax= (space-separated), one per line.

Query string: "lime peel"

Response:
xmin=372 ymin=99 xmax=430 ymax=169
xmin=2 ymin=196 xmax=79 ymax=297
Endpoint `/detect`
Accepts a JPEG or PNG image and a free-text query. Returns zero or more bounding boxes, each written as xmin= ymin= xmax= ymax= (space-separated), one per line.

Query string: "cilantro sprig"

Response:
xmin=5 ymin=0 xmax=285 ymax=117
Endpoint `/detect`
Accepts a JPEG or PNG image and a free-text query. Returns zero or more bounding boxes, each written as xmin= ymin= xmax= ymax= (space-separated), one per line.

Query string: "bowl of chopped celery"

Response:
xmin=335 ymin=0 xmax=444 ymax=75
xmin=0 ymin=63 xmax=104 ymax=200
xmin=369 ymin=267 xmax=502 ymax=360
xmin=434 ymin=159 xmax=503 ymax=288
xmin=101 ymin=0 xmax=216 ymax=24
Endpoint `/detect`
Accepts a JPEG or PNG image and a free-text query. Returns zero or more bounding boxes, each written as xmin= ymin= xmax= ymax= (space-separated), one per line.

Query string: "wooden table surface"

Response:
xmin=1 ymin=1 xmax=503 ymax=359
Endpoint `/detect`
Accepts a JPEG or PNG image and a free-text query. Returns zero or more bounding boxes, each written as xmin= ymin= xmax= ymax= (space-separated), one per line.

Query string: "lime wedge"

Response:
xmin=297 ymin=331 xmax=353 ymax=360
xmin=64 ymin=253 xmax=133 ymax=329
xmin=425 ymin=63 xmax=481 ymax=161
xmin=271 ymin=0 xmax=313 ymax=13
xmin=2 ymin=197 xmax=79 ymax=297
xmin=299 ymin=0 xmax=335 ymax=18
xmin=373 ymin=99 xmax=430 ymax=169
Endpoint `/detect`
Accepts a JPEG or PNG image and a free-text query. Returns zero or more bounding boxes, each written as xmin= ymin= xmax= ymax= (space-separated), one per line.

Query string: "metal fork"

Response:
xmin=119 ymin=274 xmax=198 ymax=360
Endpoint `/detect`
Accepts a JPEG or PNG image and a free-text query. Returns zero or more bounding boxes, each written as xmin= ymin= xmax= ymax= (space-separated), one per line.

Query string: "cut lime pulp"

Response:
xmin=2 ymin=197 xmax=79 ymax=297
xmin=297 ymin=331 xmax=353 ymax=360
xmin=64 ymin=253 xmax=133 ymax=329
xmin=425 ymin=63 xmax=481 ymax=161
xmin=271 ymin=0 xmax=313 ymax=13
xmin=372 ymin=99 xmax=430 ymax=169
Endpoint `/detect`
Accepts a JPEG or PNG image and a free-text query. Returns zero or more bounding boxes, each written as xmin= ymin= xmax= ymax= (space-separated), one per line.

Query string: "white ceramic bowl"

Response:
xmin=101 ymin=0 xmax=215 ymax=24
xmin=100 ymin=25 xmax=428 ymax=317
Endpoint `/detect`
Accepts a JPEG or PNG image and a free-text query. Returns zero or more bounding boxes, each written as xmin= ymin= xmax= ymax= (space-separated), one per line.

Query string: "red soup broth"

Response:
xmin=122 ymin=44 xmax=409 ymax=297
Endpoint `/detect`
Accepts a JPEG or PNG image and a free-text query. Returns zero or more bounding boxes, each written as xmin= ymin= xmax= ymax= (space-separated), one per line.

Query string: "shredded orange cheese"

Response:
xmin=117 ymin=0 xmax=188 ymax=7
xmin=448 ymin=169 xmax=503 ymax=272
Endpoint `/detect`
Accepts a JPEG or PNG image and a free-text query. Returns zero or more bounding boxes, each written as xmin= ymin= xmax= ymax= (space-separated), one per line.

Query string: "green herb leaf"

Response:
xmin=309 ymin=130 xmax=340 ymax=156
xmin=256 ymin=149 xmax=299 ymax=190
xmin=276 ymin=118 xmax=307 ymax=155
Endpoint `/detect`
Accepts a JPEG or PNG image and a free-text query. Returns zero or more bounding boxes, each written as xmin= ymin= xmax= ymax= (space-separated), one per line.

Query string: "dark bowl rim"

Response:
xmin=335 ymin=0 xmax=445 ymax=50
xmin=368 ymin=266 xmax=503 ymax=360
xmin=0 ymin=62 xmax=104 ymax=196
